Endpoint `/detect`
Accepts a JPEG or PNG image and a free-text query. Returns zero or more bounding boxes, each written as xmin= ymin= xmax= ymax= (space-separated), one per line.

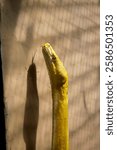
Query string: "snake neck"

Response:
xmin=51 ymin=84 xmax=69 ymax=150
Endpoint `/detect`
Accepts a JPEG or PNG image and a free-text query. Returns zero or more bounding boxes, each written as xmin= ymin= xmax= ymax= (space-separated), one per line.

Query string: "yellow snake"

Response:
xmin=42 ymin=43 xmax=69 ymax=150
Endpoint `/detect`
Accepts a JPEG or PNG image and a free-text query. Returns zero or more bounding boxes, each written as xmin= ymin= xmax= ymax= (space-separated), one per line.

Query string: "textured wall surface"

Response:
xmin=2 ymin=0 xmax=100 ymax=149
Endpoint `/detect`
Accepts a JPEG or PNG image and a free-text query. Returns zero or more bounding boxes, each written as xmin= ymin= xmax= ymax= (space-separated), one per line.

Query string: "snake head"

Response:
xmin=42 ymin=43 xmax=68 ymax=88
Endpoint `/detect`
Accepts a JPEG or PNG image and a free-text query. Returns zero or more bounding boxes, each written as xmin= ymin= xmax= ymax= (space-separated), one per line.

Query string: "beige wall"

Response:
xmin=2 ymin=0 xmax=100 ymax=149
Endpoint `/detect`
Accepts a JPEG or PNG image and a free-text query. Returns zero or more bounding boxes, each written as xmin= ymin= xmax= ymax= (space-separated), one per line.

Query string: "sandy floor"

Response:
xmin=2 ymin=0 xmax=99 ymax=149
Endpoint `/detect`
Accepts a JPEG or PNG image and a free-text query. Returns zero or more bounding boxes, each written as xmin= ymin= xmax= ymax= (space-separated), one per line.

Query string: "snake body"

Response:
xmin=42 ymin=43 xmax=69 ymax=150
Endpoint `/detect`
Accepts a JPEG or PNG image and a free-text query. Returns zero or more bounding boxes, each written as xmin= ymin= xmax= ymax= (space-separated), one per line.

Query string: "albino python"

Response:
xmin=42 ymin=43 xmax=69 ymax=150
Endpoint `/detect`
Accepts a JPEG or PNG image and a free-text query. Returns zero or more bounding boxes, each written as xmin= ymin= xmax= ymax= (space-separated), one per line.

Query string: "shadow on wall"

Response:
xmin=23 ymin=61 xmax=39 ymax=150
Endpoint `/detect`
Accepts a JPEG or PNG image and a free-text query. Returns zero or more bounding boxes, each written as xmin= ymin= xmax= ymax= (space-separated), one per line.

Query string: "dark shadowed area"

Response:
xmin=0 ymin=42 xmax=6 ymax=150
xmin=2 ymin=0 xmax=99 ymax=149
xmin=23 ymin=62 xmax=39 ymax=150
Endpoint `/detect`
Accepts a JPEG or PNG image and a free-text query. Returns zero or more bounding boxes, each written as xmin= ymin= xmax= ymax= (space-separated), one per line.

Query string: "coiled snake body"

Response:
xmin=42 ymin=43 xmax=69 ymax=150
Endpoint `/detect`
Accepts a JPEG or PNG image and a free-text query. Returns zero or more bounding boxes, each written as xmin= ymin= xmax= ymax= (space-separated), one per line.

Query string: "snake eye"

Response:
xmin=52 ymin=55 xmax=56 ymax=61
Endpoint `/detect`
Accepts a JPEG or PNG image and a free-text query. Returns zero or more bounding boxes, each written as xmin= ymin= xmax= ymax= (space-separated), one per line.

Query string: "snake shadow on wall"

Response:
xmin=23 ymin=59 xmax=39 ymax=150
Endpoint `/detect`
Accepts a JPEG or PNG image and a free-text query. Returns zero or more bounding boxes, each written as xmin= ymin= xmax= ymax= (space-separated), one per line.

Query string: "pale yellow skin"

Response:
xmin=42 ymin=43 xmax=69 ymax=150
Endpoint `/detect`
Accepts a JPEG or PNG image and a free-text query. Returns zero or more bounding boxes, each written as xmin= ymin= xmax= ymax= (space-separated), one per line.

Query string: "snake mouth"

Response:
xmin=42 ymin=43 xmax=52 ymax=56
xmin=42 ymin=43 xmax=57 ymax=61
xmin=42 ymin=43 xmax=57 ymax=75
